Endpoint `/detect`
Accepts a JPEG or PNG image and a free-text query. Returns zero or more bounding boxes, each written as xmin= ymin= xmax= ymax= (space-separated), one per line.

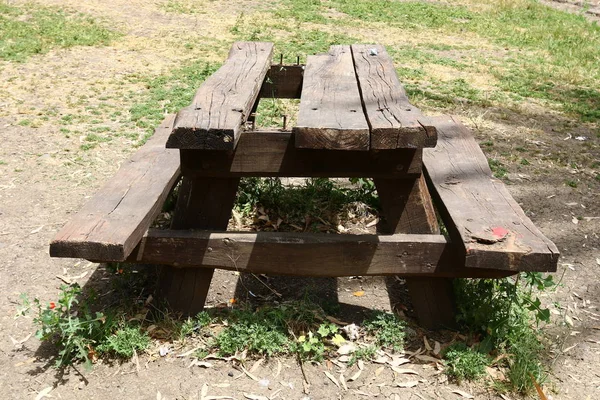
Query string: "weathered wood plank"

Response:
xmin=259 ymin=65 xmax=304 ymax=99
xmin=351 ymin=44 xmax=437 ymax=149
xmin=180 ymin=132 xmax=422 ymax=178
xmin=375 ymin=174 xmax=456 ymax=329
xmin=422 ymin=116 xmax=559 ymax=272
xmin=167 ymin=42 xmax=274 ymax=150
xmin=294 ymin=45 xmax=370 ymax=150
xmin=50 ymin=115 xmax=181 ymax=261
xmin=159 ymin=176 xmax=240 ymax=316
xmin=127 ymin=230 xmax=512 ymax=278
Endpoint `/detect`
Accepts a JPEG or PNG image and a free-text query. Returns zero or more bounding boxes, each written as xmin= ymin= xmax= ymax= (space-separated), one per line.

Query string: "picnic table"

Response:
xmin=49 ymin=42 xmax=558 ymax=329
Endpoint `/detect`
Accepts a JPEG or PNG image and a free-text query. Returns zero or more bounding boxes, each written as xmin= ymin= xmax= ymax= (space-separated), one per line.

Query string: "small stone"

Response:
xmin=228 ymin=371 xmax=234 ymax=377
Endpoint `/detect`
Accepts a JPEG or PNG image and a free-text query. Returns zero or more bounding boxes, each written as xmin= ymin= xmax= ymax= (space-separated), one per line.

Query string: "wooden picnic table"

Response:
xmin=50 ymin=42 xmax=559 ymax=329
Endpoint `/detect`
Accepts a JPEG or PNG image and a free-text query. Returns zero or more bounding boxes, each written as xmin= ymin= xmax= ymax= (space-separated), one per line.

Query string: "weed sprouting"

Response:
xmin=363 ymin=311 xmax=406 ymax=352
xmin=453 ymin=272 xmax=556 ymax=393
xmin=442 ymin=342 xmax=490 ymax=382
xmin=98 ymin=326 xmax=150 ymax=358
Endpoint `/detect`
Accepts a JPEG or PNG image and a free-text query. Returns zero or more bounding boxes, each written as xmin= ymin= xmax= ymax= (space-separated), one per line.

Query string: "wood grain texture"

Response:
xmin=374 ymin=174 xmax=439 ymax=235
xmin=351 ymin=44 xmax=437 ymax=149
xmin=294 ymin=45 xmax=370 ymax=150
xmin=375 ymin=174 xmax=455 ymax=329
xmin=50 ymin=115 xmax=180 ymax=261
xmin=159 ymin=176 xmax=240 ymax=316
xmin=167 ymin=42 xmax=274 ymax=150
xmin=422 ymin=115 xmax=559 ymax=272
xmin=128 ymin=230 xmax=513 ymax=278
xmin=179 ymin=132 xmax=422 ymax=178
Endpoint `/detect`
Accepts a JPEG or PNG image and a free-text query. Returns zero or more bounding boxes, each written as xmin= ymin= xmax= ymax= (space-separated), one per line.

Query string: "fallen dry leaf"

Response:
xmin=35 ymin=386 xmax=53 ymax=400
xmin=452 ymin=389 xmax=474 ymax=398
xmin=243 ymin=394 xmax=268 ymax=400
xmin=375 ymin=366 xmax=385 ymax=377
xmin=423 ymin=336 xmax=432 ymax=351
xmin=353 ymin=291 xmax=365 ymax=297
xmin=324 ymin=371 xmax=340 ymax=388
xmin=396 ymin=381 xmax=419 ymax=388
xmin=530 ymin=373 xmax=548 ymax=400
xmin=433 ymin=341 xmax=441 ymax=356
xmin=249 ymin=358 xmax=264 ymax=373
xmin=387 ymin=356 xmax=411 ymax=367
xmin=414 ymin=354 xmax=439 ymax=363
xmin=391 ymin=367 xmax=419 ymax=375
xmin=241 ymin=366 xmax=259 ymax=381
xmin=339 ymin=373 xmax=348 ymax=391
xmin=348 ymin=369 xmax=362 ymax=382
xmin=326 ymin=315 xmax=350 ymax=325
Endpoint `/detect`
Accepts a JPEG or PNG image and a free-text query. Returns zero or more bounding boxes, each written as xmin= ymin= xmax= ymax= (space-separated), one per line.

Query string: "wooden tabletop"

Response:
xmin=167 ymin=42 xmax=437 ymax=152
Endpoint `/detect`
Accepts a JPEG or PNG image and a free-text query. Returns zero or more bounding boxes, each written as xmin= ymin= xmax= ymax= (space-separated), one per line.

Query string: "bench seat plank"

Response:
xmin=50 ymin=115 xmax=181 ymax=261
xmin=294 ymin=45 xmax=370 ymax=151
xmin=351 ymin=44 xmax=437 ymax=149
xmin=167 ymin=41 xmax=274 ymax=150
xmin=422 ymin=116 xmax=559 ymax=272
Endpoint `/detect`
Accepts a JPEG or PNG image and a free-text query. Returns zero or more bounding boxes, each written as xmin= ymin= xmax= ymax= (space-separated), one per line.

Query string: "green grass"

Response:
xmin=127 ymin=62 xmax=217 ymax=143
xmin=0 ymin=3 xmax=120 ymax=62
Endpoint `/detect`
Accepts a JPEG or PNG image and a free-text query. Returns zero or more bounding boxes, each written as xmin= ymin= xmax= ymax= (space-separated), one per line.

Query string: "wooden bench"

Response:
xmin=50 ymin=42 xmax=558 ymax=329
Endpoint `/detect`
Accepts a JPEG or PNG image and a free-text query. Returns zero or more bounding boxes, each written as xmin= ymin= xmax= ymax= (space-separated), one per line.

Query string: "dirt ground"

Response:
xmin=1 ymin=0 xmax=599 ymax=399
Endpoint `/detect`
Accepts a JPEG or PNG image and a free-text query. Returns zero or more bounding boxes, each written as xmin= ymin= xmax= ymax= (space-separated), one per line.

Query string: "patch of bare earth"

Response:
xmin=1 ymin=1 xmax=599 ymax=399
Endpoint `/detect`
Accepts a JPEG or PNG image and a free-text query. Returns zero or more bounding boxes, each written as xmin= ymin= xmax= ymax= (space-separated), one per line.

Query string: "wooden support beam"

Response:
xmin=422 ymin=116 xmax=559 ymax=272
xmin=167 ymin=42 xmax=274 ymax=150
xmin=179 ymin=131 xmax=422 ymax=178
xmin=50 ymin=115 xmax=181 ymax=262
xmin=126 ymin=230 xmax=512 ymax=279
xmin=351 ymin=44 xmax=437 ymax=149
xmin=294 ymin=45 xmax=370 ymax=151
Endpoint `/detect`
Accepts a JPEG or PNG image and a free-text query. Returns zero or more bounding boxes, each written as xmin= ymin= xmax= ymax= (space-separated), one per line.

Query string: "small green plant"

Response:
xmin=348 ymin=345 xmax=377 ymax=365
xmin=566 ymin=179 xmax=578 ymax=188
xmin=179 ymin=311 xmax=212 ymax=339
xmin=453 ymin=272 xmax=556 ymax=393
xmin=488 ymin=158 xmax=508 ymax=179
xmin=21 ymin=284 xmax=114 ymax=368
xmin=443 ymin=342 xmax=490 ymax=382
xmin=295 ymin=322 xmax=344 ymax=361
xmin=97 ymin=326 xmax=150 ymax=358
xmin=520 ymin=158 xmax=530 ymax=166
xmin=363 ymin=311 xmax=406 ymax=352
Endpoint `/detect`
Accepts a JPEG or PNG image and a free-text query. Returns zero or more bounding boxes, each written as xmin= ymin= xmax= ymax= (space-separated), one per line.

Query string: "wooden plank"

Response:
xmin=167 ymin=42 xmax=274 ymax=150
xmin=374 ymin=174 xmax=439 ymax=235
xmin=422 ymin=116 xmax=559 ymax=272
xmin=50 ymin=115 xmax=181 ymax=262
xmin=127 ymin=230 xmax=512 ymax=279
xmin=375 ymin=174 xmax=455 ymax=330
xmin=351 ymin=44 xmax=437 ymax=149
xmin=294 ymin=45 xmax=370 ymax=150
xmin=179 ymin=132 xmax=422 ymax=178
xmin=259 ymin=65 xmax=304 ymax=99
xmin=159 ymin=176 xmax=240 ymax=316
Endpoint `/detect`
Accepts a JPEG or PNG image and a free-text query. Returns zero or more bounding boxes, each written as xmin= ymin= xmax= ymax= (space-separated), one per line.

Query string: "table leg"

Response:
xmin=159 ymin=176 xmax=240 ymax=316
xmin=374 ymin=174 xmax=456 ymax=330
